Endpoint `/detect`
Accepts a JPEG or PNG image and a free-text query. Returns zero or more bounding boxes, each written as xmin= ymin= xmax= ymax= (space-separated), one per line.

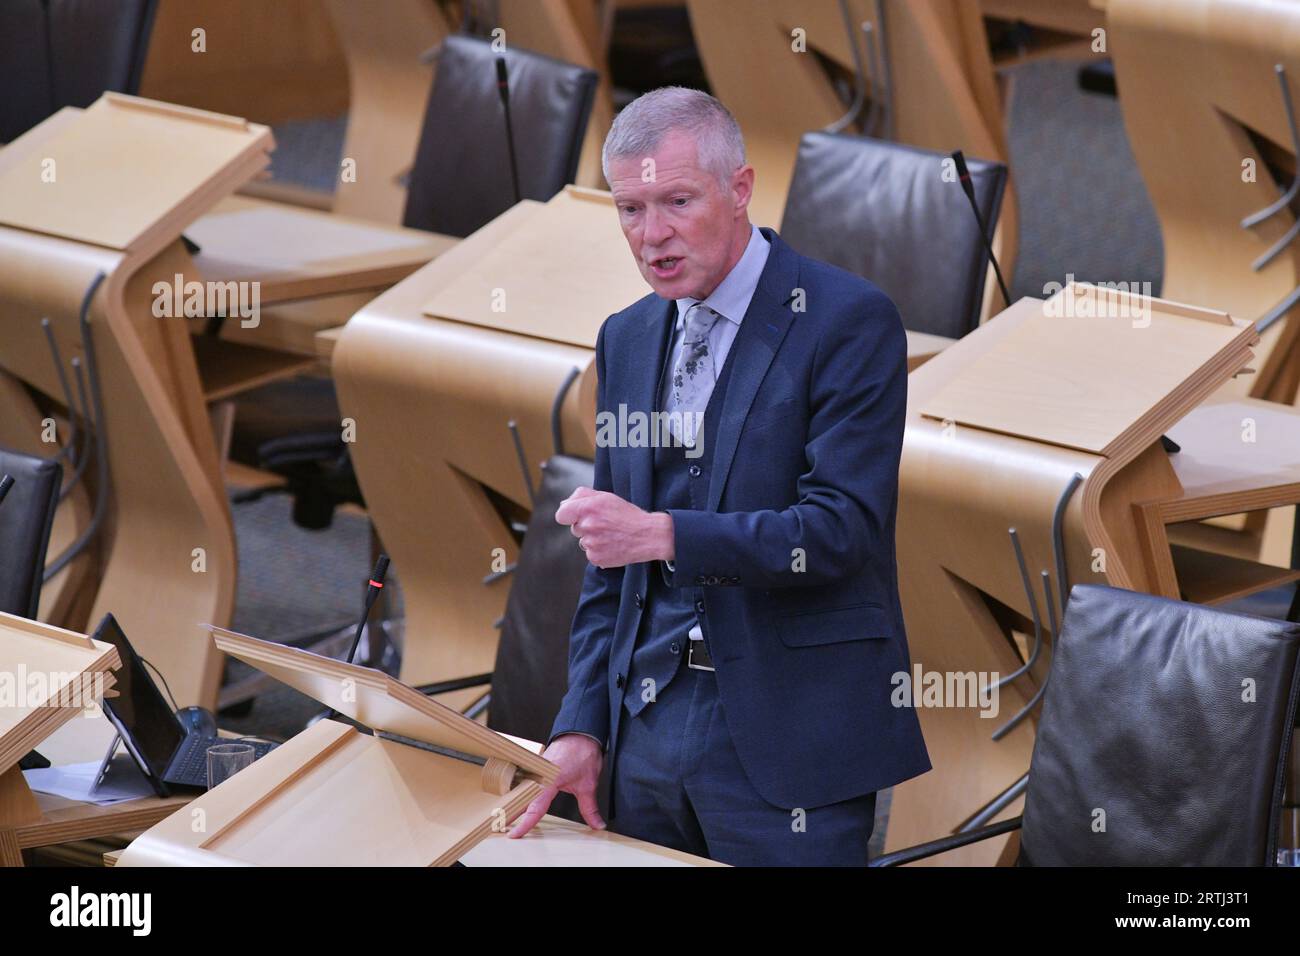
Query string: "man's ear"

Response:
xmin=732 ymin=164 xmax=756 ymax=216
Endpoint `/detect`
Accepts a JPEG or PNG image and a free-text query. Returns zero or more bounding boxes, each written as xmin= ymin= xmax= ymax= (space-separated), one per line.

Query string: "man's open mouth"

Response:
xmin=649 ymin=256 xmax=683 ymax=276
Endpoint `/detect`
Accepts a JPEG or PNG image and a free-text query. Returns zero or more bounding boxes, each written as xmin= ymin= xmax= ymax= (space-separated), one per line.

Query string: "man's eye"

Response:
xmin=672 ymin=197 xmax=689 ymax=206
xmin=620 ymin=205 xmax=639 ymax=215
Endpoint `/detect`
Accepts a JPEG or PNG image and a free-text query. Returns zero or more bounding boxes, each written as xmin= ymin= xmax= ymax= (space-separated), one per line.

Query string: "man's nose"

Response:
xmin=642 ymin=204 xmax=674 ymax=247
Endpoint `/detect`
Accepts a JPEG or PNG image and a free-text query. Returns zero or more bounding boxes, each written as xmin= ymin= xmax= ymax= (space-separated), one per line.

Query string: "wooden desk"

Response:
xmin=888 ymin=287 xmax=1259 ymax=865
xmin=8 ymin=793 xmax=191 ymax=867
xmin=0 ymin=94 xmax=276 ymax=707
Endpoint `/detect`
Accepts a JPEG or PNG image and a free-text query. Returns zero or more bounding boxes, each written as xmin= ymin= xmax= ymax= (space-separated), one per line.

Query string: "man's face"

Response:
xmin=607 ymin=129 xmax=754 ymax=300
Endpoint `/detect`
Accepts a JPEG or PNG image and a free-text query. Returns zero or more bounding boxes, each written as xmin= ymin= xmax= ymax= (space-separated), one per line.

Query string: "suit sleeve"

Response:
xmin=666 ymin=288 xmax=906 ymax=589
xmin=548 ymin=320 xmax=624 ymax=747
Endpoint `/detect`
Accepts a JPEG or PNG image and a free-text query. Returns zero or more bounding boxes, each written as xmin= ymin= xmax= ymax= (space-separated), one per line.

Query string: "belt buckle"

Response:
xmin=687 ymin=637 xmax=715 ymax=672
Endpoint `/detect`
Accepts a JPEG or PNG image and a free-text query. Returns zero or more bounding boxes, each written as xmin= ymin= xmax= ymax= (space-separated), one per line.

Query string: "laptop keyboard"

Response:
xmin=166 ymin=736 xmax=276 ymax=788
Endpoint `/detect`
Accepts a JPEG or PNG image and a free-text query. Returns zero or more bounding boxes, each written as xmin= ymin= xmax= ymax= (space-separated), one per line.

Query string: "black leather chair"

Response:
xmin=0 ymin=447 xmax=62 ymax=618
xmin=780 ymin=131 xmax=1008 ymax=339
xmin=874 ymin=585 xmax=1300 ymax=866
xmin=0 ymin=0 xmax=158 ymax=143
xmin=402 ymin=33 xmax=599 ymax=238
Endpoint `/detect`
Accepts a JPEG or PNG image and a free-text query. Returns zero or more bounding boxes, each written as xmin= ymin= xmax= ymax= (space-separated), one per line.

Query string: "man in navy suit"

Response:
xmin=510 ymin=87 xmax=930 ymax=865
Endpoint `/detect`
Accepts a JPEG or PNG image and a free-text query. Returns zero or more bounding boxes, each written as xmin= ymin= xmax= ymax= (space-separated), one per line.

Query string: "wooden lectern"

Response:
xmin=118 ymin=625 xmax=557 ymax=866
xmin=0 ymin=611 xmax=125 ymax=865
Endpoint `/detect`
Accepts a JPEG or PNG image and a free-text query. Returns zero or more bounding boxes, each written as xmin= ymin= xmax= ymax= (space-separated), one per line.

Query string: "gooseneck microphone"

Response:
xmin=496 ymin=56 xmax=523 ymax=207
xmin=0 ymin=474 xmax=14 ymax=506
xmin=345 ymin=554 xmax=390 ymax=666
xmin=325 ymin=554 xmax=390 ymax=723
xmin=950 ymin=149 xmax=1012 ymax=308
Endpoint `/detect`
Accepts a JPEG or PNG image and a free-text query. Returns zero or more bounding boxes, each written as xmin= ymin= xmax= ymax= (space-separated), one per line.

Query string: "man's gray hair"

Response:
xmin=602 ymin=86 xmax=746 ymax=186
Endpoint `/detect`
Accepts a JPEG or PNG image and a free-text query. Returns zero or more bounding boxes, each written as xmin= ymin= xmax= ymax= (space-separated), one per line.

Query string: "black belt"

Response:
xmin=687 ymin=637 xmax=715 ymax=671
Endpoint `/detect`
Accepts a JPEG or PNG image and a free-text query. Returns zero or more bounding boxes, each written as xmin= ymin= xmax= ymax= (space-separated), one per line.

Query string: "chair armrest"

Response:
xmin=868 ymin=816 xmax=1023 ymax=867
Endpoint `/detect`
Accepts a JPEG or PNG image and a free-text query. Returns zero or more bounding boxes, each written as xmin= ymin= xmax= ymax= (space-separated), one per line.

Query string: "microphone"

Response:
xmin=950 ymin=149 xmax=1011 ymax=309
xmin=325 ymin=554 xmax=390 ymax=723
xmin=344 ymin=554 xmax=390 ymax=666
xmin=496 ymin=56 xmax=523 ymax=207
xmin=0 ymin=474 xmax=13 ymax=506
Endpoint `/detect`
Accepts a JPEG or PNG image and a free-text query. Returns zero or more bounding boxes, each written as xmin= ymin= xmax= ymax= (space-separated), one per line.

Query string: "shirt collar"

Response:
xmin=674 ymin=224 xmax=771 ymax=329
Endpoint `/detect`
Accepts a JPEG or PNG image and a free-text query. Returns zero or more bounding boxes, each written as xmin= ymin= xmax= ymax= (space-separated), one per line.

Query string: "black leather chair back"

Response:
xmin=0 ymin=447 xmax=62 ymax=618
xmin=780 ymin=131 xmax=1008 ymax=339
xmin=403 ymin=34 xmax=598 ymax=238
xmin=0 ymin=0 xmax=158 ymax=143
xmin=1020 ymin=585 xmax=1300 ymax=866
xmin=487 ymin=454 xmax=593 ymax=744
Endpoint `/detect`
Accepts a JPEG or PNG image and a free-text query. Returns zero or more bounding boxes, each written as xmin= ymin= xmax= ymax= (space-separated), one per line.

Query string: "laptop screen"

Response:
xmin=92 ymin=613 xmax=186 ymax=780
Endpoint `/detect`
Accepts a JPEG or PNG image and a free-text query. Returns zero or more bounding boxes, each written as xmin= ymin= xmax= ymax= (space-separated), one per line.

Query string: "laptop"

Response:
xmin=92 ymin=613 xmax=275 ymax=796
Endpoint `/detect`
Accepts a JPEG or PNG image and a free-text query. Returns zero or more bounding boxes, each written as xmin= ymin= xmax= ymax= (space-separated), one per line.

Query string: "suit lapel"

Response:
xmin=626 ymin=296 xmax=675 ymax=510
xmin=707 ymin=229 xmax=799 ymax=511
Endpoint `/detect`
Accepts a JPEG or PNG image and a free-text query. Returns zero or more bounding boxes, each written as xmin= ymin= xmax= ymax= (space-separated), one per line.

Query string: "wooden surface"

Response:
xmin=118 ymin=623 xmax=565 ymax=867
xmin=461 ymin=815 xmax=724 ymax=866
xmin=190 ymin=195 xmax=456 ymax=305
xmin=0 ymin=616 xmax=142 ymax=867
xmin=107 ymin=812 xmax=722 ymax=867
xmin=117 ymin=716 xmax=547 ymax=867
xmin=0 ymin=614 xmax=118 ymax=777
xmin=424 ymin=187 xmax=647 ymax=347
xmin=139 ymin=0 xmax=349 ymax=125
xmin=0 ymin=95 xmax=271 ymax=253
xmin=920 ymin=284 xmax=1253 ymax=455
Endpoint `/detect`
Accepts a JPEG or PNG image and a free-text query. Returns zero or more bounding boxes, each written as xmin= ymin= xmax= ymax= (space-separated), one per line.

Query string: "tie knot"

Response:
xmin=684 ymin=304 xmax=720 ymax=343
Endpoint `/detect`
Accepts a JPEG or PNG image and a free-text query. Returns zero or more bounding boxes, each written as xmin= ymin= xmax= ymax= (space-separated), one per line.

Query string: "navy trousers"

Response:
xmin=610 ymin=664 xmax=877 ymax=866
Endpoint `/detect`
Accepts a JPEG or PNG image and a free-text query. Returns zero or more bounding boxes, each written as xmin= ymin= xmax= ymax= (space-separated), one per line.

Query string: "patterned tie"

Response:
xmin=666 ymin=303 xmax=721 ymax=447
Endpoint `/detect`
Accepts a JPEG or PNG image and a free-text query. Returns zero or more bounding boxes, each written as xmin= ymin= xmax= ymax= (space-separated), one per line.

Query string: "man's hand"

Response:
xmin=555 ymin=486 xmax=675 ymax=568
xmin=509 ymin=733 xmax=606 ymax=838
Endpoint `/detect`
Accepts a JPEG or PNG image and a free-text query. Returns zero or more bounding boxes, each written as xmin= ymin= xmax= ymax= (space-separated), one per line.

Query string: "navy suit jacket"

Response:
xmin=551 ymin=227 xmax=931 ymax=809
